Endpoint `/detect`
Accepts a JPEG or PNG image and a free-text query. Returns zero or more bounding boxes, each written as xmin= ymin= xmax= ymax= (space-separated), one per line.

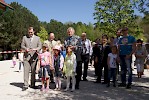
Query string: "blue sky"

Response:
xmin=5 ymin=0 xmax=97 ymax=24
xmin=5 ymin=0 xmax=145 ymax=24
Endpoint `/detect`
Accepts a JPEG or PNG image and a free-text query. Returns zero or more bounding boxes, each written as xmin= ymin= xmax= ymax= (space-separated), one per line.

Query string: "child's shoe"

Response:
xmin=64 ymin=88 xmax=69 ymax=92
xmin=58 ymin=88 xmax=61 ymax=91
xmin=54 ymin=88 xmax=58 ymax=91
xmin=40 ymin=87 xmax=45 ymax=91
xmin=45 ymin=87 xmax=49 ymax=92
xmin=71 ymin=89 xmax=75 ymax=92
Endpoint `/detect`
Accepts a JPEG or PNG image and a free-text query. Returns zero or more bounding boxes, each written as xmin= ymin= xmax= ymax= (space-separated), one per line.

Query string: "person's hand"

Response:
xmin=95 ymin=57 xmax=98 ymax=63
xmin=59 ymin=68 xmax=62 ymax=71
xmin=32 ymin=48 xmax=37 ymax=51
xmin=50 ymin=67 xmax=54 ymax=70
xmin=26 ymin=48 xmax=30 ymax=52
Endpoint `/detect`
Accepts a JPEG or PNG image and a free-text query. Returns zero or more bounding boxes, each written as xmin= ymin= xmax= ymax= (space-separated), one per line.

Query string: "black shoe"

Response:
xmin=83 ymin=78 xmax=88 ymax=81
xmin=29 ymin=85 xmax=36 ymax=89
xmin=22 ymin=87 xmax=28 ymax=91
xmin=75 ymin=86 xmax=79 ymax=89
xmin=75 ymin=84 xmax=79 ymax=89
xmin=113 ymin=84 xmax=116 ymax=87
xmin=106 ymin=83 xmax=110 ymax=87
xmin=126 ymin=84 xmax=131 ymax=89
xmin=118 ymin=83 xmax=126 ymax=87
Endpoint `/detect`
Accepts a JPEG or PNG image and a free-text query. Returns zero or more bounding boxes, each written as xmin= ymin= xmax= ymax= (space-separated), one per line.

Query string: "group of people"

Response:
xmin=21 ymin=27 xmax=92 ymax=92
xmin=93 ymin=27 xmax=148 ymax=88
xmin=20 ymin=26 xmax=148 ymax=92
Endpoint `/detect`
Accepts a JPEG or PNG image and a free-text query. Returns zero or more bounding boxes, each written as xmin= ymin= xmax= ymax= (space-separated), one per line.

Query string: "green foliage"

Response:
xmin=93 ymin=0 xmax=146 ymax=40
xmin=0 ymin=2 xmax=40 ymax=51
xmin=1 ymin=1 xmax=149 ymax=54
xmin=37 ymin=26 xmax=48 ymax=43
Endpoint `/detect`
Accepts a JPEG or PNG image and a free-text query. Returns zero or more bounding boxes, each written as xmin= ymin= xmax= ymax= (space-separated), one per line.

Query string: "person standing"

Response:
xmin=81 ymin=33 xmax=92 ymax=81
xmin=107 ymin=46 xmax=119 ymax=87
xmin=118 ymin=27 xmax=136 ymax=89
xmin=44 ymin=33 xmax=57 ymax=54
xmin=44 ymin=33 xmax=57 ymax=83
xmin=53 ymin=45 xmax=64 ymax=91
xmin=12 ymin=54 xmax=17 ymax=68
xmin=95 ymin=35 xmax=111 ymax=84
xmin=64 ymin=46 xmax=76 ymax=92
xmin=135 ymin=39 xmax=147 ymax=78
xmin=93 ymin=38 xmax=101 ymax=76
xmin=18 ymin=50 xmax=24 ymax=72
xmin=21 ymin=27 xmax=42 ymax=91
xmin=38 ymin=44 xmax=53 ymax=92
xmin=64 ymin=27 xmax=82 ymax=89
xmin=113 ymin=29 xmax=123 ymax=76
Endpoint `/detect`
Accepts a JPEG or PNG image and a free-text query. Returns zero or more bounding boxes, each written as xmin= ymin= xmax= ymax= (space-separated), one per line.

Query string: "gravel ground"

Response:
xmin=0 ymin=60 xmax=149 ymax=100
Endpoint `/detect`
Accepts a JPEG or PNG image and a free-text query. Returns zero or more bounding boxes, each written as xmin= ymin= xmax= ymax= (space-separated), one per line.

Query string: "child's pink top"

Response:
xmin=39 ymin=51 xmax=51 ymax=66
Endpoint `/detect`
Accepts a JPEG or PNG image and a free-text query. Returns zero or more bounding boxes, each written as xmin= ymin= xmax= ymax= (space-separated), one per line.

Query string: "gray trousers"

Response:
xmin=23 ymin=60 xmax=37 ymax=87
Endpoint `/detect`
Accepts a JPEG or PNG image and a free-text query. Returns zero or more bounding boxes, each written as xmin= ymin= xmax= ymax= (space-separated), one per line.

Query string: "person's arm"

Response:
xmin=49 ymin=54 xmax=54 ymax=70
xmin=33 ymin=37 xmax=42 ymax=52
xmin=130 ymin=41 xmax=136 ymax=56
xmin=89 ymin=40 xmax=93 ymax=56
xmin=60 ymin=55 xmax=64 ymax=70
xmin=73 ymin=54 xmax=77 ymax=72
xmin=139 ymin=46 xmax=148 ymax=58
xmin=107 ymin=55 xmax=110 ymax=69
xmin=18 ymin=53 xmax=20 ymax=61
xmin=21 ymin=36 xmax=29 ymax=51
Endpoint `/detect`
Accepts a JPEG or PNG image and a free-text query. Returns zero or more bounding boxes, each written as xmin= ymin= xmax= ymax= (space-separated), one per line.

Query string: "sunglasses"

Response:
xmin=29 ymin=32 xmax=33 ymax=33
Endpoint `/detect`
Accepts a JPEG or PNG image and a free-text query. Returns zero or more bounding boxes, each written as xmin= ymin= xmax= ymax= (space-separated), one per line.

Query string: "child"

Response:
xmin=107 ymin=45 xmax=118 ymax=87
xmin=63 ymin=46 xmax=76 ymax=92
xmin=135 ymin=39 xmax=147 ymax=78
xmin=53 ymin=45 xmax=64 ymax=91
xmin=12 ymin=54 xmax=17 ymax=68
xmin=38 ymin=43 xmax=53 ymax=91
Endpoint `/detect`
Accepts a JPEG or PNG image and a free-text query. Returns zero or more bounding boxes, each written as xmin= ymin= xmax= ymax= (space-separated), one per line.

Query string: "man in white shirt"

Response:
xmin=81 ymin=33 xmax=93 ymax=81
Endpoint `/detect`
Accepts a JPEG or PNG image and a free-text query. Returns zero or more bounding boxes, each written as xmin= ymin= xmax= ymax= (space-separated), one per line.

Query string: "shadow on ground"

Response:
xmin=13 ymin=68 xmax=149 ymax=100
xmin=10 ymin=82 xmax=24 ymax=89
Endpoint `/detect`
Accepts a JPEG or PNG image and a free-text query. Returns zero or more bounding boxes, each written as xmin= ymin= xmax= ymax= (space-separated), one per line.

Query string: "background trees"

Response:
xmin=0 ymin=1 xmax=149 ymax=60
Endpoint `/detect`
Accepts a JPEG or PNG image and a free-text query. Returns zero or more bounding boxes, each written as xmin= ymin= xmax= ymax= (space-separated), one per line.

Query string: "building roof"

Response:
xmin=0 ymin=0 xmax=13 ymax=10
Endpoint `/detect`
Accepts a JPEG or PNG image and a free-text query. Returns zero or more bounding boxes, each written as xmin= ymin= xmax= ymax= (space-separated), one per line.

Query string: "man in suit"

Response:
xmin=21 ymin=27 xmax=42 ymax=91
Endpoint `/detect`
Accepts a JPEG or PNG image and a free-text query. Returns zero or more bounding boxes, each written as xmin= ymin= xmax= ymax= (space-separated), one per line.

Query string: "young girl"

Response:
xmin=38 ymin=44 xmax=53 ymax=91
xmin=53 ymin=45 xmax=64 ymax=91
xmin=135 ymin=39 xmax=147 ymax=78
xmin=12 ymin=54 xmax=17 ymax=68
xmin=63 ymin=46 xmax=76 ymax=92
xmin=107 ymin=45 xmax=118 ymax=87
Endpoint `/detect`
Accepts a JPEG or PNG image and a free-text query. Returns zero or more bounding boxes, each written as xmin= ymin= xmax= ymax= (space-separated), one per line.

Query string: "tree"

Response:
xmin=37 ymin=26 xmax=48 ymax=43
xmin=0 ymin=2 xmax=40 ymax=51
xmin=93 ymin=0 xmax=142 ymax=37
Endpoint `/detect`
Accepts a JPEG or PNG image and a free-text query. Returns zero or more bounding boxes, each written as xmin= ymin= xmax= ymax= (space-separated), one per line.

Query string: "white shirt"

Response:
xmin=108 ymin=53 xmax=117 ymax=68
xmin=83 ymin=39 xmax=93 ymax=56
xmin=18 ymin=52 xmax=24 ymax=61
